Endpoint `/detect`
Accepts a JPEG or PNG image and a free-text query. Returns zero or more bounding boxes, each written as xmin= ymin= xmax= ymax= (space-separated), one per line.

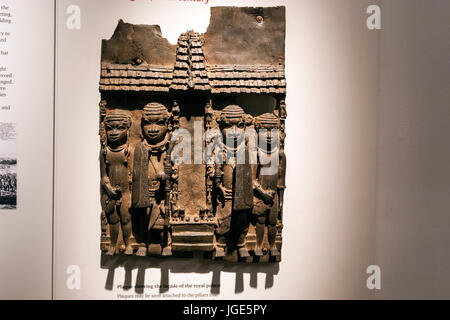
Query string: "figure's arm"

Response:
xmin=214 ymin=163 xmax=224 ymax=194
xmin=253 ymin=164 xmax=275 ymax=204
xmin=252 ymin=163 xmax=265 ymax=196
xmin=100 ymin=148 xmax=117 ymax=199
xmin=163 ymin=141 xmax=175 ymax=182
xmin=253 ymin=180 xmax=275 ymax=204
xmin=127 ymin=145 xmax=134 ymax=186
xmin=277 ymin=149 xmax=287 ymax=219
xmin=163 ymin=141 xmax=175 ymax=227
xmin=214 ymin=163 xmax=232 ymax=200
xmin=278 ymin=149 xmax=287 ymax=192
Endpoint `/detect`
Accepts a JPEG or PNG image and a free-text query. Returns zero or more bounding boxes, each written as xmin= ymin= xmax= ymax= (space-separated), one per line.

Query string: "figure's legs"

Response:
xmin=120 ymin=192 xmax=133 ymax=255
xmin=253 ymin=201 xmax=267 ymax=257
xmin=159 ymin=201 xmax=172 ymax=256
xmin=144 ymin=200 xmax=170 ymax=256
xmin=160 ymin=229 xmax=172 ymax=256
xmin=106 ymin=203 xmax=120 ymax=256
xmin=215 ymin=201 xmax=231 ymax=258
xmin=254 ymin=215 xmax=266 ymax=257
xmin=135 ymin=206 xmax=151 ymax=257
xmin=268 ymin=194 xmax=280 ymax=256
xmin=100 ymin=210 xmax=108 ymax=239
xmin=100 ymin=193 xmax=110 ymax=251
xmin=234 ymin=211 xmax=250 ymax=258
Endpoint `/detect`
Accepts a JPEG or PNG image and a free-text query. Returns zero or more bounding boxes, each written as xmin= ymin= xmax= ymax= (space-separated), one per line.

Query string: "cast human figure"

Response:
xmin=100 ymin=109 xmax=134 ymax=256
xmin=252 ymin=113 xmax=282 ymax=257
xmin=214 ymin=105 xmax=253 ymax=258
xmin=132 ymin=102 xmax=173 ymax=257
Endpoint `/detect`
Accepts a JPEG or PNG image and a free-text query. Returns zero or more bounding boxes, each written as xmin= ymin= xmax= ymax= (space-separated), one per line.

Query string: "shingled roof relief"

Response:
xmin=207 ymin=64 xmax=286 ymax=94
xmin=99 ymin=62 xmax=285 ymax=94
xmin=99 ymin=7 xmax=286 ymax=95
xmin=99 ymin=63 xmax=173 ymax=92
xmin=170 ymin=31 xmax=210 ymax=91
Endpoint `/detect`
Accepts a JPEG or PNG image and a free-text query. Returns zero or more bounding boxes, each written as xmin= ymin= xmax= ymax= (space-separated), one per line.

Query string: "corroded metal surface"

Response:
xmin=99 ymin=6 xmax=287 ymax=263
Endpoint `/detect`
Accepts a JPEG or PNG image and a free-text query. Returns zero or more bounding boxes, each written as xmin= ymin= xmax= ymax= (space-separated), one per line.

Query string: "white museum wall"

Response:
xmin=54 ymin=0 xmax=379 ymax=299
xmin=375 ymin=0 xmax=450 ymax=299
xmin=0 ymin=0 xmax=54 ymax=300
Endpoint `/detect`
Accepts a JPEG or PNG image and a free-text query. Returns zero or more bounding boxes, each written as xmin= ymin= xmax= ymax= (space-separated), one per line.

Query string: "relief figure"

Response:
xmin=132 ymin=103 xmax=173 ymax=257
xmin=100 ymin=110 xmax=134 ymax=256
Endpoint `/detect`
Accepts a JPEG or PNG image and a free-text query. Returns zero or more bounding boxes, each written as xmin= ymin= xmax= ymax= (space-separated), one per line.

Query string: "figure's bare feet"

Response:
xmin=215 ymin=246 xmax=226 ymax=258
xmin=124 ymin=245 xmax=134 ymax=256
xmin=106 ymin=246 xmax=116 ymax=256
xmin=254 ymin=247 xmax=263 ymax=257
xmin=161 ymin=246 xmax=172 ymax=256
xmin=136 ymin=246 xmax=147 ymax=257
xmin=270 ymin=246 xmax=280 ymax=257
xmin=238 ymin=247 xmax=250 ymax=258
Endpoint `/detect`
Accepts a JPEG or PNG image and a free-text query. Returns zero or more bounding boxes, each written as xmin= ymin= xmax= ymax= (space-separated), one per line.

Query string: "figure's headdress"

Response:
xmin=220 ymin=105 xmax=245 ymax=123
xmin=142 ymin=102 xmax=169 ymax=120
xmin=105 ymin=109 xmax=132 ymax=128
xmin=255 ymin=113 xmax=280 ymax=129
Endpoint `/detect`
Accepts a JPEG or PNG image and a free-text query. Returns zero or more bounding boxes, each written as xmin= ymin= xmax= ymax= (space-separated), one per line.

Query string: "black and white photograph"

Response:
xmin=0 ymin=123 xmax=17 ymax=210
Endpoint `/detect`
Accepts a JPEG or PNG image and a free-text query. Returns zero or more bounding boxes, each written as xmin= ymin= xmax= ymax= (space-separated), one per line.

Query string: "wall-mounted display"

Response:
xmin=98 ymin=6 xmax=286 ymax=262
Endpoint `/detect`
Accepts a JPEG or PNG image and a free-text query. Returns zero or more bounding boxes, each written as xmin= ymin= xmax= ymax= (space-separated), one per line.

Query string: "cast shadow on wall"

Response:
xmin=101 ymin=254 xmax=279 ymax=295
